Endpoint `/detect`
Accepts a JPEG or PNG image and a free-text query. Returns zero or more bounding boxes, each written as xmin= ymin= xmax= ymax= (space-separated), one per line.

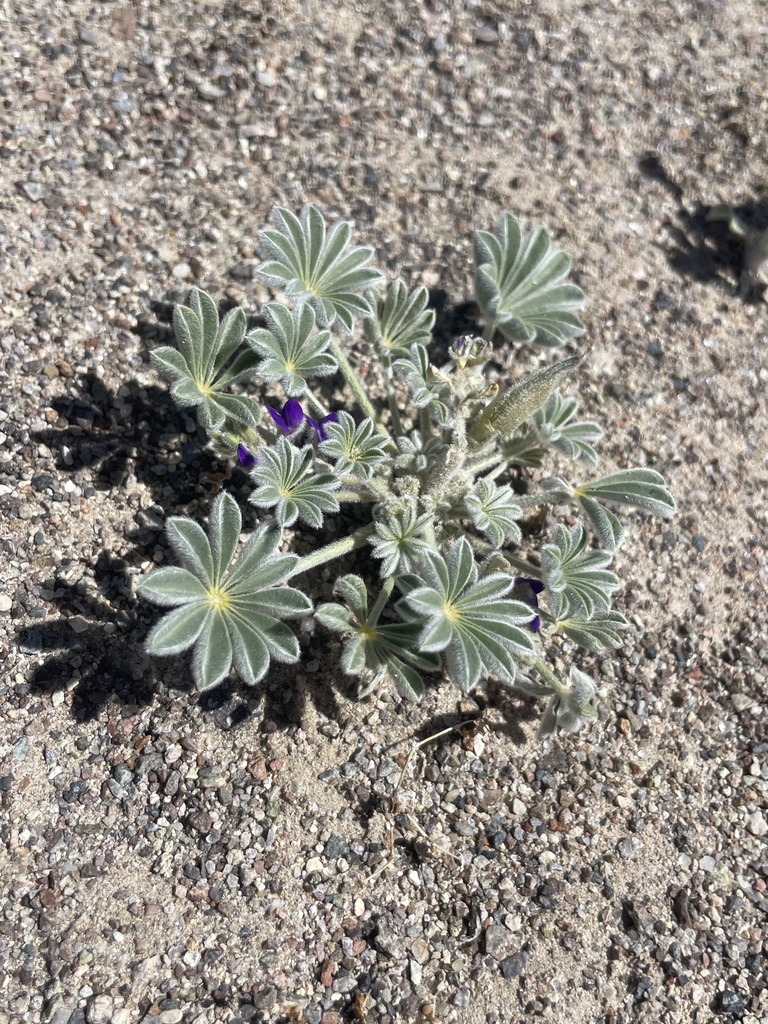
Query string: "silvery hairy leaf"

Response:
xmin=315 ymin=576 xmax=440 ymax=701
xmin=152 ymin=287 xmax=260 ymax=430
xmin=258 ymin=205 xmax=383 ymax=332
xmin=464 ymin=479 xmax=523 ymax=549
xmin=557 ymin=610 xmax=630 ymax=651
xmin=538 ymin=667 xmax=599 ymax=738
xmin=319 ymin=412 xmax=392 ymax=480
xmin=369 ymin=500 xmax=435 ymax=577
xmin=500 ymin=426 xmax=549 ymax=468
xmin=138 ymin=492 xmax=311 ymax=690
xmin=399 ymin=537 xmax=537 ymax=693
xmin=534 ymin=391 xmax=603 ymax=468
xmin=394 ymin=432 xmax=448 ymax=473
xmin=249 ymin=436 xmax=340 ymax=528
xmin=392 ymin=343 xmax=451 ymax=423
xmin=474 ymin=212 xmax=586 ymax=346
xmin=363 ymin=280 xmax=436 ymax=356
xmin=541 ymin=522 xmax=619 ymax=620
xmin=247 ymin=301 xmax=337 ymax=396
xmin=575 ymin=468 xmax=676 ymax=518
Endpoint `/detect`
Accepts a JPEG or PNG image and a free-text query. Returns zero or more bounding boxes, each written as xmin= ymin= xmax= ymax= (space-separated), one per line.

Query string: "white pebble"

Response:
xmin=746 ymin=810 xmax=768 ymax=837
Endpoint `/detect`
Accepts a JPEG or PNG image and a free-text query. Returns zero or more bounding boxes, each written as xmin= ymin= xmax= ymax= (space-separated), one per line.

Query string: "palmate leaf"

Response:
xmin=574 ymin=469 xmax=675 ymax=551
xmin=557 ymin=610 xmax=630 ymax=651
xmin=369 ymin=500 xmax=434 ymax=577
xmin=363 ymin=280 xmax=436 ymax=356
xmin=575 ymin=469 xmax=676 ymax=518
xmin=540 ymin=523 xmax=619 ymax=620
xmin=138 ymin=493 xmax=311 ymax=690
xmin=249 ymin=437 xmax=340 ymax=527
xmin=392 ymin=343 xmax=450 ymax=423
xmin=473 ymin=212 xmax=586 ymax=346
xmin=258 ymin=205 xmax=383 ymax=332
xmin=315 ymin=576 xmax=440 ymax=701
xmin=399 ymin=538 xmax=537 ymax=693
xmin=247 ymin=301 xmax=337 ymax=396
xmin=394 ymin=432 xmax=448 ymax=473
xmin=152 ymin=288 xmax=260 ymax=430
xmin=319 ymin=412 xmax=391 ymax=480
xmin=534 ymin=391 xmax=603 ymax=468
xmin=464 ymin=479 xmax=523 ymax=549
xmin=577 ymin=495 xmax=625 ymax=552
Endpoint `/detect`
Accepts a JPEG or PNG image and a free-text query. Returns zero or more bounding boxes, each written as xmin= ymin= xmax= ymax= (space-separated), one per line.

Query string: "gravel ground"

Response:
xmin=1 ymin=2 xmax=767 ymax=1023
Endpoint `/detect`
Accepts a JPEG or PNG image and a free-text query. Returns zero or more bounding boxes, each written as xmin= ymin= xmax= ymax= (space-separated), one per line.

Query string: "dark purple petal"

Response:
xmin=266 ymin=405 xmax=287 ymax=431
xmin=514 ymin=577 xmax=544 ymax=633
xmin=283 ymin=399 xmax=305 ymax=431
xmin=237 ymin=443 xmax=258 ymax=469
xmin=267 ymin=399 xmax=305 ymax=433
xmin=308 ymin=410 xmax=340 ymax=442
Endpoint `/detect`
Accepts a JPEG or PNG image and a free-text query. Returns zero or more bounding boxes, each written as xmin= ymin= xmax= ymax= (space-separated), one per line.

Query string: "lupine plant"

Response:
xmin=139 ymin=205 xmax=675 ymax=736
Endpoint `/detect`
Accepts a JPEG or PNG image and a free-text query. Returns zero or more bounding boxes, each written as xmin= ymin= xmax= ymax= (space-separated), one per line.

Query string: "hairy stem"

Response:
xmin=464 ymin=452 xmax=505 ymax=476
xmin=290 ymin=523 xmax=376 ymax=577
xmin=482 ymin=321 xmax=496 ymax=343
xmin=329 ymin=338 xmax=385 ymax=431
xmin=533 ymin=658 xmax=569 ymax=698
xmin=384 ymin=357 xmax=404 ymax=437
xmin=418 ymin=407 xmax=431 ymax=440
xmin=304 ymin=390 xmax=329 ymax=418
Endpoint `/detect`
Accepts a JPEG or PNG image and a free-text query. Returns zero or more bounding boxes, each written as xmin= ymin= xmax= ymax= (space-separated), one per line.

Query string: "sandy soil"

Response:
xmin=0 ymin=2 xmax=766 ymax=1023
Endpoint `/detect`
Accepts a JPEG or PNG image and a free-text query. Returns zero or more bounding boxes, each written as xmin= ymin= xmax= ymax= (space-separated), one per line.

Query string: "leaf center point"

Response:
xmin=208 ymin=586 xmax=231 ymax=612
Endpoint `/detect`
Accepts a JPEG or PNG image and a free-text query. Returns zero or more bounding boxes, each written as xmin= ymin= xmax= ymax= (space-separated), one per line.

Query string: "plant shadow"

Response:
xmin=638 ymin=151 xmax=768 ymax=301
xmin=22 ymin=295 xmax=352 ymax=726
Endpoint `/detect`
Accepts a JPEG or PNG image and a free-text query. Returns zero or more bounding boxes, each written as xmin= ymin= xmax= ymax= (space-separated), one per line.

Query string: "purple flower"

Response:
xmin=306 ymin=410 xmax=340 ymax=442
xmin=267 ymin=399 xmax=305 ymax=433
xmin=237 ymin=443 xmax=259 ymax=469
xmin=514 ymin=577 xmax=545 ymax=633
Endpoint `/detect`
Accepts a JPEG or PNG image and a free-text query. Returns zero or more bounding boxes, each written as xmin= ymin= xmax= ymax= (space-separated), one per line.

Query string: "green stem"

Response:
xmin=534 ymin=658 xmax=569 ymax=699
xmin=419 ymin=407 xmax=431 ymax=440
xmin=304 ymin=390 xmax=328 ymax=418
xmin=482 ymin=321 xmax=497 ymax=343
xmin=516 ymin=492 xmax=557 ymax=509
xmin=387 ymin=391 xmax=403 ymax=437
xmin=464 ymin=452 xmax=505 ymax=476
xmin=384 ymin=358 xmax=403 ymax=437
xmin=503 ymin=554 xmax=543 ymax=578
xmin=290 ymin=523 xmax=376 ymax=578
xmin=329 ymin=338 xmax=385 ymax=432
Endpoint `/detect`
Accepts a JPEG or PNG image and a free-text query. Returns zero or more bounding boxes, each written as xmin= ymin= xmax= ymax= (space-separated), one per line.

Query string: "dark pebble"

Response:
xmin=253 ymin=986 xmax=277 ymax=1010
xmin=0 ymin=775 xmax=13 ymax=791
xmin=229 ymin=262 xmax=254 ymax=282
xmin=112 ymin=764 xmax=134 ymax=786
xmin=500 ymin=952 xmax=527 ymax=979
xmin=324 ymin=834 xmax=351 ymax=860
xmin=717 ymin=990 xmax=746 ymax=1015
xmin=187 ymin=810 xmax=213 ymax=833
